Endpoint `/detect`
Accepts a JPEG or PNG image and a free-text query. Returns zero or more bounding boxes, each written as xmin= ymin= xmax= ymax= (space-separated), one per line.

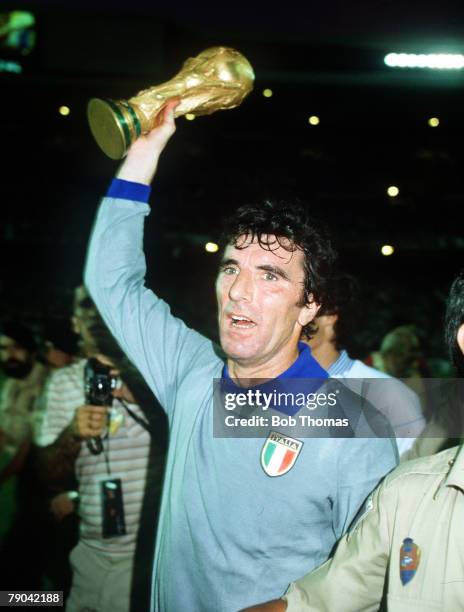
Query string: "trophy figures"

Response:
xmin=87 ymin=46 xmax=255 ymax=159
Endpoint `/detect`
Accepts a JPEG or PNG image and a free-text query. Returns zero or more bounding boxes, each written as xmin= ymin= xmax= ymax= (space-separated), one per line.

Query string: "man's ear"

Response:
xmin=298 ymin=299 xmax=320 ymax=328
xmin=457 ymin=323 xmax=464 ymax=355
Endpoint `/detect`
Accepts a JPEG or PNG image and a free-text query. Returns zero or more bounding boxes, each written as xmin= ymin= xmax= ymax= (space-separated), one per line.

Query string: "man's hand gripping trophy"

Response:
xmin=88 ymin=46 xmax=254 ymax=159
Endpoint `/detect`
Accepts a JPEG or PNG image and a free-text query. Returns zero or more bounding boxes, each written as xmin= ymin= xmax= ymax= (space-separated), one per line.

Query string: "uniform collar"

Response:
xmin=223 ymin=342 xmax=328 ymax=381
xmin=327 ymin=349 xmax=355 ymax=377
xmin=444 ymin=444 xmax=464 ymax=492
xmin=221 ymin=343 xmax=328 ymax=416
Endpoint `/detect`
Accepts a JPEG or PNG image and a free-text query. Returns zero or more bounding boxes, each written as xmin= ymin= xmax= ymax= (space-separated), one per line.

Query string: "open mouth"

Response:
xmin=230 ymin=314 xmax=257 ymax=329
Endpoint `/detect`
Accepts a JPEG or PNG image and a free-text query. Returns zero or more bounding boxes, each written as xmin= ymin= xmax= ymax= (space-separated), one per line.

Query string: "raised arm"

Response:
xmin=84 ymin=101 xmax=216 ymax=414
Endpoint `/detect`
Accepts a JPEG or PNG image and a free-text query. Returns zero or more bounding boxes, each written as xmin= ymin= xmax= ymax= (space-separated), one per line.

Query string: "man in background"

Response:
xmin=0 ymin=321 xmax=48 ymax=462
xmin=303 ymin=274 xmax=425 ymax=456
xmin=0 ymin=320 xmax=49 ymax=590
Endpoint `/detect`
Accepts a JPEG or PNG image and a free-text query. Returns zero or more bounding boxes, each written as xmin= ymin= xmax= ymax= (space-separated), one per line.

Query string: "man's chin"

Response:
xmin=220 ymin=339 xmax=259 ymax=364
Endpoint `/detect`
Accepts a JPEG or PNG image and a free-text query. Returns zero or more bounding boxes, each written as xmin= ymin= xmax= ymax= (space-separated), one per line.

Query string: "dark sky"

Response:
xmin=1 ymin=1 xmax=463 ymax=359
xmin=15 ymin=0 xmax=464 ymax=43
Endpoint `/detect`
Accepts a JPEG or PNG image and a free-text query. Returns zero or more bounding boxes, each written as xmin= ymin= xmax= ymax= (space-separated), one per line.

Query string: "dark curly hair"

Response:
xmin=221 ymin=199 xmax=337 ymax=337
xmin=316 ymin=273 xmax=360 ymax=351
xmin=444 ymin=271 xmax=464 ymax=376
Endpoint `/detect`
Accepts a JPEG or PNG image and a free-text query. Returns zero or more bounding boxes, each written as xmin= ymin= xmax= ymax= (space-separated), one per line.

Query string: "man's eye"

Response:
xmin=263 ymin=272 xmax=278 ymax=281
xmin=222 ymin=266 xmax=238 ymax=275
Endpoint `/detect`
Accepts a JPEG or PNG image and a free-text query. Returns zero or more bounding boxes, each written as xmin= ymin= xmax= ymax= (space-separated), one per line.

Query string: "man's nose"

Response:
xmin=228 ymin=270 xmax=253 ymax=302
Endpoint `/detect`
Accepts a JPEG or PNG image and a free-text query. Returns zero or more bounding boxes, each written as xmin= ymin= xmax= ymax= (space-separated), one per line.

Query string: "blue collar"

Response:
xmin=222 ymin=342 xmax=328 ymax=381
xmin=221 ymin=342 xmax=328 ymax=416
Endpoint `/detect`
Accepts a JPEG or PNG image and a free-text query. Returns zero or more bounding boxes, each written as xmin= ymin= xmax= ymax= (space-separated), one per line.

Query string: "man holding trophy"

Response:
xmin=85 ymin=47 xmax=397 ymax=611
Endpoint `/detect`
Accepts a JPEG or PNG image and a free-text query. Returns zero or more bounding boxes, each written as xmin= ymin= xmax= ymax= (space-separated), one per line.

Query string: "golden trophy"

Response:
xmin=87 ymin=46 xmax=255 ymax=159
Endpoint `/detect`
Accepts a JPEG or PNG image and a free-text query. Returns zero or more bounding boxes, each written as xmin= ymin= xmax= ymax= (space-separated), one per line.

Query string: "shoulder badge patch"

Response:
xmin=260 ymin=431 xmax=303 ymax=477
xmin=400 ymin=537 xmax=420 ymax=585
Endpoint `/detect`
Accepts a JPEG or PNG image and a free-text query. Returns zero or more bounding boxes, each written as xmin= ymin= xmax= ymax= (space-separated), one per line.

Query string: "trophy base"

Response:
xmin=87 ymin=98 xmax=141 ymax=160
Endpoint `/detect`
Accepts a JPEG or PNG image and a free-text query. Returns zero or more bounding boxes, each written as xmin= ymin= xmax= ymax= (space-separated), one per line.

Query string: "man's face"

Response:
xmin=216 ymin=234 xmax=317 ymax=370
xmin=72 ymin=308 xmax=99 ymax=356
xmin=0 ymin=335 xmax=35 ymax=379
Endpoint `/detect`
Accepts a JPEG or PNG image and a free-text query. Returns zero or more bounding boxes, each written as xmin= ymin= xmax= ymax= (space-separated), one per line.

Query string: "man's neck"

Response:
xmin=311 ymin=342 xmax=340 ymax=371
xmin=227 ymin=346 xmax=300 ymax=385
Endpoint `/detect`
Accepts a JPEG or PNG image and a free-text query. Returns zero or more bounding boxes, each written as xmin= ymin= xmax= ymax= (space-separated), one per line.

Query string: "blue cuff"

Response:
xmin=106 ymin=178 xmax=151 ymax=203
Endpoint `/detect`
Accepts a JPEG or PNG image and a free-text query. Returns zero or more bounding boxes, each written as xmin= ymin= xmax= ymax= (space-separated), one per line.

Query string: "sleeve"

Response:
xmin=84 ymin=189 xmax=215 ymax=416
xmin=364 ymin=379 xmax=426 ymax=455
xmin=34 ymin=373 xmax=74 ymax=447
xmin=284 ymin=478 xmax=394 ymax=612
xmin=384 ymin=383 xmax=426 ymax=453
xmin=386 ymin=386 xmax=426 ymax=456
xmin=399 ymin=418 xmax=448 ymax=462
xmin=332 ymin=436 xmax=398 ymax=539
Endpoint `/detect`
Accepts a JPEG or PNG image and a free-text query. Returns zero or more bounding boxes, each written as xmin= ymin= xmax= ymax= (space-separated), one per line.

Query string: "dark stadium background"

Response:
xmin=2 ymin=0 xmax=464 ymax=363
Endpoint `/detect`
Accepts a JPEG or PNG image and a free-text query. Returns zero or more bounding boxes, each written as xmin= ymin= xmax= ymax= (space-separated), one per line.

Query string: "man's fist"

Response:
xmin=116 ymin=99 xmax=179 ymax=186
xmin=70 ymin=405 xmax=107 ymax=439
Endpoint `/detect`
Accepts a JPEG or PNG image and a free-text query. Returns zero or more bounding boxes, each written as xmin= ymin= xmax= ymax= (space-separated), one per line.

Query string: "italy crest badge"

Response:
xmin=260 ymin=431 xmax=303 ymax=477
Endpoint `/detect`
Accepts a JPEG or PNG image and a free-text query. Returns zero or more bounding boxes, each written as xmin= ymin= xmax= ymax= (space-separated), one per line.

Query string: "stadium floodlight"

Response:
xmin=381 ymin=245 xmax=394 ymax=256
xmin=384 ymin=53 xmax=464 ymax=69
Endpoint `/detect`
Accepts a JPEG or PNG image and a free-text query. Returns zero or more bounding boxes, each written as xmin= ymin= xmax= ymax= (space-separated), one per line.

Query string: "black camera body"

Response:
xmin=84 ymin=357 xmax=117 ymax=407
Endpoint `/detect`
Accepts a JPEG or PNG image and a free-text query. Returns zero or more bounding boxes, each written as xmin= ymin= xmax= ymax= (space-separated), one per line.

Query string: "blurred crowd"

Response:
xmin=0 ymin=286 xmax=167 ymax=610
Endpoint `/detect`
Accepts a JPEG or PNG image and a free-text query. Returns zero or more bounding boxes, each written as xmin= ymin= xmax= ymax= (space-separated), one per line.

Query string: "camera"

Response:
xmin=84 ymin=357 xmax=117 ymax=407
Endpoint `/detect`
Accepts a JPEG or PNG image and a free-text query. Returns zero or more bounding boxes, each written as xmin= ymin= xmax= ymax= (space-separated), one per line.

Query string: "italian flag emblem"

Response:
xmin=260 ymin=431 xmax=303 ymax=477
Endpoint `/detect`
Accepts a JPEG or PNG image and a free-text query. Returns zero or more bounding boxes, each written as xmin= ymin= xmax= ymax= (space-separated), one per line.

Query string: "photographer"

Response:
xmin=36 ymin=286 xmax=166 ymax=612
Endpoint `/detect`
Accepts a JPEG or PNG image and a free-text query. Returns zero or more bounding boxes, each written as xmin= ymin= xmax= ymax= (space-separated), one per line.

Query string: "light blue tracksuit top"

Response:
xmin=84 ymin=179 xmax=398 ymax=612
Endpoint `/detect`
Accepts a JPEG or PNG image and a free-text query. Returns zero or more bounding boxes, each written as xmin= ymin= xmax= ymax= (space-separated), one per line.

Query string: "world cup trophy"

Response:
xmin=87 ymin=46 xmax=255 ymax=159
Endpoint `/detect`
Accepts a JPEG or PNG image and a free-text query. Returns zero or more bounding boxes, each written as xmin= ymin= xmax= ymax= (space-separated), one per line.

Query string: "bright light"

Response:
xmin=387 ymin=186 xmax=399 ymax=197
xmin=185 ymin=113 xmax=195 ymax=121
xmin=381 ymin=245 xmax=395 ymax=256
xmin=218 ymin=68 xmax=233 ymax=81
xmin=428 ymin=117 xmax=440 ymax=127
xmin=308 ymin=115 xmax=320 ymax=125
xmin=262 ymin=88 xmax=273 ymax=98
xmin=59 ymin=106 xmax=70 ymax=116
xmin=205 ymin=242 xmax=219 ymax=253
xmin=0 ymin=60 xmax=22 ymax=74
xmin=384 ymin=52 xmax=464 ymax=69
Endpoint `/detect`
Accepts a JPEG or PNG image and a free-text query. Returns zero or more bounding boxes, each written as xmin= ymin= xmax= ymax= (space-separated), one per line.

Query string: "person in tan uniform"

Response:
xmin=243 ymin=270 xmax=464 ymax=612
